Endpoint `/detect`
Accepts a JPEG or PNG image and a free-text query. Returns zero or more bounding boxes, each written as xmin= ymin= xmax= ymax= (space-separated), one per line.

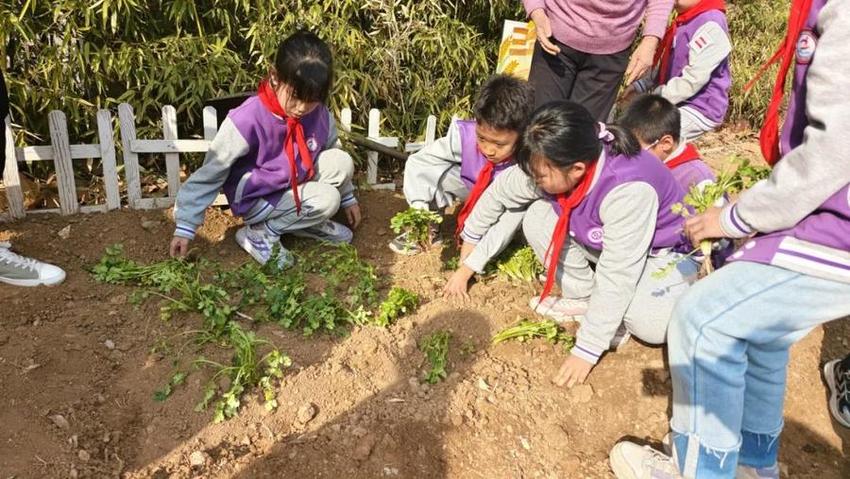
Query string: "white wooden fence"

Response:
xmin=2 ymin=103 xmax=439 ymax=218
xmin=117 ymin=103 xmax=220 ymax=210
xmin=339 ymin=107 xmax=437 ymax=190
xmin=1 ymin=110 xmax=120 ymax=221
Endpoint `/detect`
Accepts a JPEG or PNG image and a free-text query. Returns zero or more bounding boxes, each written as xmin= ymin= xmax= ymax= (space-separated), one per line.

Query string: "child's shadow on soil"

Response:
xmin=233 ymin=309 xmax=491 ymax=479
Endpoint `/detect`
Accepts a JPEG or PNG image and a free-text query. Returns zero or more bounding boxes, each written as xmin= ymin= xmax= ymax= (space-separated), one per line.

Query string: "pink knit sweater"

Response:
xmin=523 ymin=0 xmax=674 ymax=55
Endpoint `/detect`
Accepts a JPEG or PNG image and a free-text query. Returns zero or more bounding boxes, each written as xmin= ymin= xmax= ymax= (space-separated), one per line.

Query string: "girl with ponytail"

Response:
xmin=170 ymin=31 xmax=361 ymax=268
xmin=462 ymin=100 xmax=698 ymax=386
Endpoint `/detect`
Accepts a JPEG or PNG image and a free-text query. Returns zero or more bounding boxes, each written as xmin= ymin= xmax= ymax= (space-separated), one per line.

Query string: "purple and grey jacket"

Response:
xmin=548 ymin=147 xmax=691 ymax=255
xmin=173 ymin=96 xmax=353 ymax=240
xmin=724 ymin=0 xmax=850 ymax=284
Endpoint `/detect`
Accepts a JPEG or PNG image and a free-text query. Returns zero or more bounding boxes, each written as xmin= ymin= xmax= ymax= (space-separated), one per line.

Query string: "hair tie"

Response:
xmin=597 ymin=122 xmax=615 ymax=143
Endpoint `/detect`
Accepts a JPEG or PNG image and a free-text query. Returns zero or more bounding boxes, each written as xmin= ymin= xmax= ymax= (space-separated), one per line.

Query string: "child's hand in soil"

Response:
xmin=553 ymin=354 xmax=594 ymax=388
xmin=684 ymin=206 xmax=728 ymax=246
xmin=443 ymin=265 xmax=474 ymax=302
xmin=170 ymin=236 xmax=190 ymax=258
xmin=344 ymin=203 xmax=362 ymax=229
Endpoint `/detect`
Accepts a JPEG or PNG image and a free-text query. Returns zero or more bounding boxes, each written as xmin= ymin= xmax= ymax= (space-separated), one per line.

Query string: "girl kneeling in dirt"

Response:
xmin=462 ymin=101 xmax=699 ymax=385
xmin=169 ymin=31 xmax=361 ymax=267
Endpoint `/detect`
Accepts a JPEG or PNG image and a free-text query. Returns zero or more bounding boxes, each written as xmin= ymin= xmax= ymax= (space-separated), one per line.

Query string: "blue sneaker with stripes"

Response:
xmin=235 ymin=225 xmax=294 ymax=269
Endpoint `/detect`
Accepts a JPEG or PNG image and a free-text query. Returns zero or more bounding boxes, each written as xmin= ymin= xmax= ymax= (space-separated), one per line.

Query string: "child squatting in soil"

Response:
xmin=462 ymin=101 xmax=700 ymax=386
xmin=389 ymin=74 xmax=536 ymax=299
xmin=623 ymin=0 xmax=732 ymax=141
xmin=619 ymin=94 xmax=734 ymax=270
xmin=610 ymin=0 xmax=850 ymax=477
xmin=169 ymin=31 xmax=361 ymax=266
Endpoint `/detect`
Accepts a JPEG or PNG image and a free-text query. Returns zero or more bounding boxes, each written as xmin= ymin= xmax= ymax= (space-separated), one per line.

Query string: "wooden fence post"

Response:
xmin=202 ymin=106 xmax=218 ymax=141
xmin=425 ymin=115 xmax=437 ymax=145
xmin=118 ymin=103 xmax=142 ymax=208
xmin=162 ymin=105 xmax=180 ymax=197
xmin=96 ymin=109 xmax=121 ymax=210
xmin=367 ymin=109 xmax=380 ymax=185
xmin=48 ymin=111 xmax=79 ymax=215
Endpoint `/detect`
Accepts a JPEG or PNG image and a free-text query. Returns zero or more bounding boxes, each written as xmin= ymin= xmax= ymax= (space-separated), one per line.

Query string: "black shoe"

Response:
xmin=824 ymin=358 xmax=850 ymax=428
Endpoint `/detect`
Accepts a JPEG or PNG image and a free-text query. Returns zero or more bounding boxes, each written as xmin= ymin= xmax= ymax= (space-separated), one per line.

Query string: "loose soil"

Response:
xmin=1 ymin=129 xmax=848 ymax=478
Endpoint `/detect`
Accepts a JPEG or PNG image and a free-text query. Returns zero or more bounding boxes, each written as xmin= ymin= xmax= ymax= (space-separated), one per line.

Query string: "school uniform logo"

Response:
xmin=587 ymin=227 xmax=604 ymax=244
xmin=306 ymin=137 xmax=319 ymax=152
xmin=796 ymin=30 xmax=817 ymax=65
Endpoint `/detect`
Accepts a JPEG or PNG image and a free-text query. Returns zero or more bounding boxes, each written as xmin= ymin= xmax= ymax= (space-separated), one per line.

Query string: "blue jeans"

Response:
xmin=668 ymin=261 xmax=850 ymax=478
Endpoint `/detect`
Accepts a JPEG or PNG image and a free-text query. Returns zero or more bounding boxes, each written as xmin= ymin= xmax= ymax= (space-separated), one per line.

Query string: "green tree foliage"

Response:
xmin=1 ymin=0 xmax=521 ymax=149
xmin=1 ymin=1 xmax=786 ymax=159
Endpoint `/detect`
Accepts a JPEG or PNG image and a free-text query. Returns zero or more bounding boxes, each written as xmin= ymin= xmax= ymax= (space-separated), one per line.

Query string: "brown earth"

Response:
xmin=0 ymin=129 xmax=848 ymax=478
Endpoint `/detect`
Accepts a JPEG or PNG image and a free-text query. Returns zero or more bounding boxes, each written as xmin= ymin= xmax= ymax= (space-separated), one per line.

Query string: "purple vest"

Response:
xmin=666 ymin=10 xmax=731 ymax=124
xmin=551 ymin=147 xmax=691 ymax=254
xmin=729 ymin=0 xmax=850 ymax=281
xmin=221 ymin=96 xmax=330 ymax=216
xmin=457 ymin=120 xmax=514 ymax=189
xmin=668 ymin=158 xmax=716 ymax=192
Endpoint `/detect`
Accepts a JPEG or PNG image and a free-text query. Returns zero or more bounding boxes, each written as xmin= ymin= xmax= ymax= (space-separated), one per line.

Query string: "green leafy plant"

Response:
xmin=299 ymin=243 xmax=379 ymax=307
xmin=494 ymin=245 xmax=543 ymax=283
xmin=492 ymin=318 xmax=575 ymax=352
xmin=91 ymin=244 xmax=191 ymax=292
xmin=657 ymin=158 xmax=771 ymax=277
xmin=154 ymin=370 xmax=188 ymax=402
xmin=375 ymin=287 xmax=420 ymax=327
xmin=421 ymin=330 xmax=452 ymax=384
xmin=194 ymin=325 xmax=291 ymax=423
xmin=89 ymin=240 xmax=401 ymax=421
xmin=390 ymin=208 xmax=443 ymax=252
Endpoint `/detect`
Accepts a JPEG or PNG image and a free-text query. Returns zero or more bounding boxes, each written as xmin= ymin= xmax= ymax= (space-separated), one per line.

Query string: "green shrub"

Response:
xmin=726 ymin=0 xmax=790 ymax=127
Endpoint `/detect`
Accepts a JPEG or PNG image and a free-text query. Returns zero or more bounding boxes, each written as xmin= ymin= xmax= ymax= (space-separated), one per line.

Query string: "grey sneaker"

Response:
xmin=0 ymin=243 xmax=65 ymax=286
xmin=388 ymin=227 xmax=442 ymax=256
xmin=290 ymin=220 xmax=353 ymax=244
xmin=389 ymin=231 xmax=422 ymax=255
xmin=610 ymin=441 xmax=681 ymax=479
xmin=235 ymin=225 xmax=294 ymax=269
xmin=824 ymin=358 xmax=850 ymax=428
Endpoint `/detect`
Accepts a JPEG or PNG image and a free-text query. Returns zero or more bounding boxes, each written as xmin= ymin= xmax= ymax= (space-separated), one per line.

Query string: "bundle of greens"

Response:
xmin=492 ymin=318 xmax=575 ymax=352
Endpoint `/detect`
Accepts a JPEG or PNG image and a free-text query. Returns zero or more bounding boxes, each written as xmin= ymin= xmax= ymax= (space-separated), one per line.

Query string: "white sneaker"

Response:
xmin=609 ymin=441 xmax=681 ymax=479
xmin=528 ymin=296 xmax=588 ymax=323
xmin=660 ymin=433 xmax=780 ymax=479
xmin=0 ymin=243 xmax=66 ymax=286
xmin=290 ymin=220 xmax=353 ymax=244
xmin=235 ymin=225 xmax=294 ymax=269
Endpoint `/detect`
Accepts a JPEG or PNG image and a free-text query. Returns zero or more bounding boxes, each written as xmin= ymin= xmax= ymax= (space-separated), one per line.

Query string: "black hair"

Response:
xmin=274 ymin=30 xmax=333 ymax=103
xmin=472 ymin=74 xmax=536 ymax=132
xmin=618 ymin=94 xmax=681 ymax=144
xmin=517 ymin=101 xmax=641 ymax=175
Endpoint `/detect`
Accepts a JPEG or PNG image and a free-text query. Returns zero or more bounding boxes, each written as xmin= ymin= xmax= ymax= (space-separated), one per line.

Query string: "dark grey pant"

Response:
xmin=528 ymin=40 xmax=631 ymax=121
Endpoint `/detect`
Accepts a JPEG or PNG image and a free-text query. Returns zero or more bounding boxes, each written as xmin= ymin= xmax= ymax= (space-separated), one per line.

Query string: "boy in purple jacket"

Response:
xmin=625 ymin=0 xmax=732 ymax=141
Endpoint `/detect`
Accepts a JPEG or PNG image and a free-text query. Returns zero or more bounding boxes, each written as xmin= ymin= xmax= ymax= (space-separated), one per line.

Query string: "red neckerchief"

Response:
xmin=653 ymin=0 xmax=727 ymax=85
xmin=744 ymin=0 xmax=814 ymax=166
xmin=664 ymin=143 xmax=702 ymax=170
xmin=539 ymin=160 xmax=598 ymax=302
xmin=257 ymin=79 xmax=315 ymax=214
xmin=455 ymin=160 xmax=495 ymax=241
